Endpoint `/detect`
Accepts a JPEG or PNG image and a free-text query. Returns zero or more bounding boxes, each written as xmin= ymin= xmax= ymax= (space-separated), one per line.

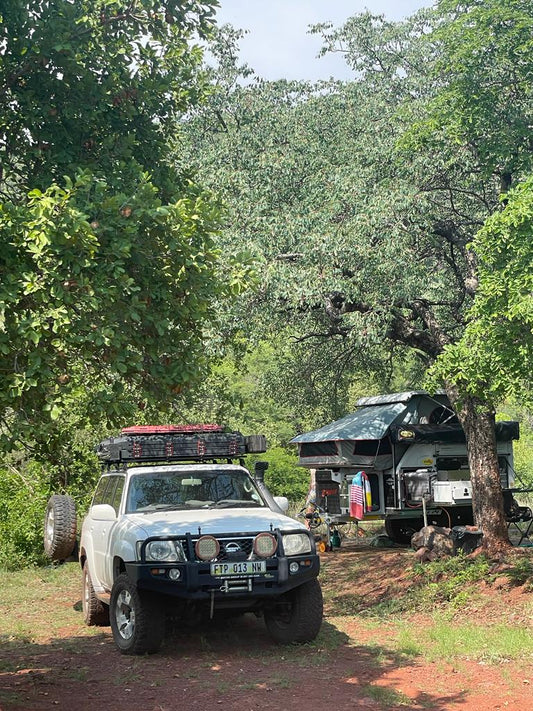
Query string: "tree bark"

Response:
xmin=446 ymin=385 xmax=511 ymax=556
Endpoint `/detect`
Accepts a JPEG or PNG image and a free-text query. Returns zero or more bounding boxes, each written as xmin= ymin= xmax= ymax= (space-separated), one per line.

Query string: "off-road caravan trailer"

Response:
xmin=291 ymin=391 xmax=519 ymax=543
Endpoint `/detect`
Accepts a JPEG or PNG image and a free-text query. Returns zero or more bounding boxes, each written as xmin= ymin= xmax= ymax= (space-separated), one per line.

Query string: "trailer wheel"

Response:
xmin=264 ymin=579 xmax=323 ymax=644
xmin=44 ymin=495 xmax=77 ymax=560
xmin=385 ymin=517 xmax=423 ymax=545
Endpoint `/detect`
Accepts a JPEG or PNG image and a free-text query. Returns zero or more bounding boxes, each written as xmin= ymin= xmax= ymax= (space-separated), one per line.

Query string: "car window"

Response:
xmin=111 ymin=476 xmax=125 ymax=512
xmin=126 ymin=470 xmax=265 ymax=512
xmin=92 ymin=475 xmax=125 ymax=512
xmin=92 ymin=477 xmax=111 ymax=506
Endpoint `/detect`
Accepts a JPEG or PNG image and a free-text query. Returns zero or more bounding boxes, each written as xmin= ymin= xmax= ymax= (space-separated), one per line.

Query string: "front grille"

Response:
xmin=189 ymin=535 xmax=257 ymax=562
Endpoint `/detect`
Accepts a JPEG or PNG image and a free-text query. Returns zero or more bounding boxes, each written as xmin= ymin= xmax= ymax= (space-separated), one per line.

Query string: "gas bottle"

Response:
xmin=330 ymin=529 xmax=341 ymax=548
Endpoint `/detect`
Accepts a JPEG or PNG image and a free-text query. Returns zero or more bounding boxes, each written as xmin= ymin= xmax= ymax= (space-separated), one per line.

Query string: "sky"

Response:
xmin=215 ymin=0 xmax=432 ymax=81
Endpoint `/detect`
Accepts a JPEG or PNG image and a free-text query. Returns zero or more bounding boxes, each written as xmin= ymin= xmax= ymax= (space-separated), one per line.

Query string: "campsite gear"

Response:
xmin=330 ymin=528 xmax=341 ymax=548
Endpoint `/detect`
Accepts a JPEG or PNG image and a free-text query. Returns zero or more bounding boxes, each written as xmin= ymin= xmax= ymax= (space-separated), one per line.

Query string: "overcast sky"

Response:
xmin=215 ymin=0 xmax=432 ymax=81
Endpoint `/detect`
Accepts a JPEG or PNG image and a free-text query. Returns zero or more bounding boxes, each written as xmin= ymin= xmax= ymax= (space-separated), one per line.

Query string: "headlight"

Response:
xmin=282 ymin=532 xmax=312 ymax=556
xmin=141 ymin=540 xmax=186 ymax=562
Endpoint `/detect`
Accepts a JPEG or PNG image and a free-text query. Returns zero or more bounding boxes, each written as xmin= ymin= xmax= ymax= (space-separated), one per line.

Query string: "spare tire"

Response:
xmin=44 ymin=495 xmax=77 ymax=561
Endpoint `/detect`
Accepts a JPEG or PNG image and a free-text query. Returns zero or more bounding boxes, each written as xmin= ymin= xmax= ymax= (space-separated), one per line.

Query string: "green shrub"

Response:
xmin=247 ymin=446 xmax=309 ymax=501
xmin=0 ymin=443 xmax=99 ymax=571
xmin=0 ymin=462 xmax=50 ymax=569
xmin=410 ymin=553 xmax=491 ymax=607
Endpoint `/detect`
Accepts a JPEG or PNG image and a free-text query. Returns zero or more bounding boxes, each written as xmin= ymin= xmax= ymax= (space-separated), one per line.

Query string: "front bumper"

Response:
xmin=125 ymin=553 xmax=319 ymax=600
xmin=125 ymin=528 xmax=320 ymax=601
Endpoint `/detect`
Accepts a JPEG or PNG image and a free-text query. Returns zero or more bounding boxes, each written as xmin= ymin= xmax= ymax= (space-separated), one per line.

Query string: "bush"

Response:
xmin=247 ymin=446 xmax=309 ymax=502
xmin=0 ymin=462 xmax=51 ymax=569
xmin=0 ymin=443 xmax=99 ymax=570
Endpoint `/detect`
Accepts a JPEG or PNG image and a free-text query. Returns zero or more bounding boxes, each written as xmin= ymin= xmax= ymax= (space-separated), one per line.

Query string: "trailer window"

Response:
xmin=300 ymin=441 xmax=338 ymax=457
xmin=353 ymin=439 xmax=391 ymax=455
xmin=436 ymin=457 xmax=470 ymax=480
xmin=437 ymin=456 xmax=510 ymax=486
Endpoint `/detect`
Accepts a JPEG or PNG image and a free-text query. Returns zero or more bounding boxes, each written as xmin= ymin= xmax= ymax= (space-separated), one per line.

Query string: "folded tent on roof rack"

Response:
xmin=95 ymin=424 xmax=267 ymax=464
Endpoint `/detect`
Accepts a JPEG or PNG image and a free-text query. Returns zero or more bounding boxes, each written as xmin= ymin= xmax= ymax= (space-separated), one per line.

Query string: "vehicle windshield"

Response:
xmin=126 ymin=469 xmax=266 ymax=513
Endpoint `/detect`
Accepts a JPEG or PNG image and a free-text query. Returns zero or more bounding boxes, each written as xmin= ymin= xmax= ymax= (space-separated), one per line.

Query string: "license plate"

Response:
xmin=210 ymin=561 xmax=266 ymax=577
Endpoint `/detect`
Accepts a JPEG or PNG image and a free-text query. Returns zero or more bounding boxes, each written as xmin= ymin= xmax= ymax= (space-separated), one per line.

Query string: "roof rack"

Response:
xmin=96 ymin=425 xmax=267 ymax=465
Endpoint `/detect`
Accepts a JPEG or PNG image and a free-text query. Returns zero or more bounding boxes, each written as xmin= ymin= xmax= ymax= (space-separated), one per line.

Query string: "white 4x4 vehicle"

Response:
xmin=44 ymin=425 xmax=322 ymax=655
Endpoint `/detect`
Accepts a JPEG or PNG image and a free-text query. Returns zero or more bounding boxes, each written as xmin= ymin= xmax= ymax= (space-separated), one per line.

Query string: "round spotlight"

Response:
xmin=195 ymin=535 xmax=220 ymax=561
xmin=289 ymin=561 xmax=300 ymax=574
xmin=253 ymin=532 xmax=277 ymax=558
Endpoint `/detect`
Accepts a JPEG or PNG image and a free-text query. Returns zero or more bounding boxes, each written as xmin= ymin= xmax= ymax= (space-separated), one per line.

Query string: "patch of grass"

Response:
xmin=395 ymin=628 xmax=423 ymax=659
xmin=362 ymin=683 xmax=412 ymax=706
xmin=65 ymin=667 xmax=89 ymax=682
xmin=271 ymin=675 xmax=292 ymax=689
xmin=394 ymin=620 xmax=533 ymax=664
xmin=0 ymin=656 xmax=19 ymax=673
xmin=410 ymin=553 xmax=491 ymax=604
xmin=215 ymin=680 xmax=232 ymax=694
xmin=0 ymin=690 xmax=23 ymax=707
xmin=506 ymin=556 xmax=533 ymax=588
xmin=0 ymin=562 xmax=85 ymax=644
xmin=358 ymin=553 xmax=492 ymax=618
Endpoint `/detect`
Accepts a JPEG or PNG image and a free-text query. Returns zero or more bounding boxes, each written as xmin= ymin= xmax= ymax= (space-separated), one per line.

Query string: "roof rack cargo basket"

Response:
xmin=95 ymin=425 xmax=267 ymax=464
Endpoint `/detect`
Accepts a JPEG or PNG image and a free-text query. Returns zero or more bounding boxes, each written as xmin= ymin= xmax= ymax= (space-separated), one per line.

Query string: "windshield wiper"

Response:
xmin=212 ymin=499 xmax=263 ymax=508
xmin=135 ymin=503 xmax=187 ymax=512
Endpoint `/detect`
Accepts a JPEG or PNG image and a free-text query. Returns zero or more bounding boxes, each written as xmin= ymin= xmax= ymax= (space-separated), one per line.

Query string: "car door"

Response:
xmin=89 ymin=475 xmax=124 ymax=587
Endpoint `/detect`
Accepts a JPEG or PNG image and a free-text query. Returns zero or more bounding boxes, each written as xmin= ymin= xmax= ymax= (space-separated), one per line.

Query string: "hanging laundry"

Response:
xmin=349 ymin=471 xmax=372 ymax=520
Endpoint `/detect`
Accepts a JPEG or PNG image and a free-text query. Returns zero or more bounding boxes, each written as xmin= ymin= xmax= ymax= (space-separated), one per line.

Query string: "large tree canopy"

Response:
xmin=0 ymin=0 xmax=259 ymax=454
xmin=1 ymin=0 xmax=218 ymax=199
xmin=183 ymin=2 xmax=533 ymax=552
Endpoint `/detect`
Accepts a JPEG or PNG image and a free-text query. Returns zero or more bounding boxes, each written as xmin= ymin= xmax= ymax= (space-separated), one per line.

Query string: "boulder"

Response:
xmin=411 ymin=524 xmax=483 ymax=559
xmin=411 ymin=525 xmax=455 ymax=557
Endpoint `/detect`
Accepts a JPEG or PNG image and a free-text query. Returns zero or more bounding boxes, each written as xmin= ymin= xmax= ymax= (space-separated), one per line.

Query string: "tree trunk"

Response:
xmin=446 ymin=386 xmax=511 ymax=556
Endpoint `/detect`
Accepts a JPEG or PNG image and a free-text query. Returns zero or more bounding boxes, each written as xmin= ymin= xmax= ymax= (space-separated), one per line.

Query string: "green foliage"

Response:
xmin=497 ymin=403 xmax=533 ymax=490
xmin=0 ymin=0 xmax=219 ymax=198
xmin=0 ymin=171 xmax=240 ymax=451
xmin=185 ymin=9 xmax=528 ymax=398
xmin=0 ymin=462 xmax=52 ymax=569
xmin=248 ymin=446 xmax=309 ymax=502
xmin=430 ymin=178 xmax=533 ymax=406
xmin=505 ymin=556 xmax=533 ymax=587
xmin=411 ymin=553 xmax=491 ymax=607
xmin=0 ymin=425 xmax=101 ymax=570
xmin=366 ymin=553 xmax=493 ymax=617
xmin=0 ymin=1 xmax=258 ymax=453
xmin=429 ymin=0 xmax=533 ymax=180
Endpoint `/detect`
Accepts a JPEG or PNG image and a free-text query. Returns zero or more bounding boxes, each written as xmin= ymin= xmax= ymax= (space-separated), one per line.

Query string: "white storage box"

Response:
xmin=452 ymin=481 xmax=472 ymax=500
xmin=432 ymin=481 xmax=453 ymax=503
xmin=432 ymin=480 xmax=472 ymax=503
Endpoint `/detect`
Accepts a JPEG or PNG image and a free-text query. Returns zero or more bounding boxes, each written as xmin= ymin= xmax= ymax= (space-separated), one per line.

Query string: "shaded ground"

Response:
xmin=1 ymin=541 xmax=532 ymax=711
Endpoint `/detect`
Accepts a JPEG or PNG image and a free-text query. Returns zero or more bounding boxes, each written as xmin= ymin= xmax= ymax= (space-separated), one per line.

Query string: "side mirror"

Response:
xmin=90 ymin=504 xmax=117 ymax=521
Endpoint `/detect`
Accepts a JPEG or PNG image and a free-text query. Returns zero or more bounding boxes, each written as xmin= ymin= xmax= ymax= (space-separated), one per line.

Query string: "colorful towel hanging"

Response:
xmin=349 ymin=470 xmax=372 ymax=520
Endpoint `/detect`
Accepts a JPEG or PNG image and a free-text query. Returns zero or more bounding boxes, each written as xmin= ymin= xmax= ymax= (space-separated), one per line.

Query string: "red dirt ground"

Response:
xmin=1 ymin=542 xmax=532 ymax=711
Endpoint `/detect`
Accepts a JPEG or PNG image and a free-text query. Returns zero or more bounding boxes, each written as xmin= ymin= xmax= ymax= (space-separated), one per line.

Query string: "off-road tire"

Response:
xmin=110 ymin=574 xmax=165 ymax=655
xmin=82 ymin=561 xmax=109 ymax=626
xmin=44 ymin=495 xmax=77 ymax=560
xmin=264 ymin=578 xmax=323 ymax=644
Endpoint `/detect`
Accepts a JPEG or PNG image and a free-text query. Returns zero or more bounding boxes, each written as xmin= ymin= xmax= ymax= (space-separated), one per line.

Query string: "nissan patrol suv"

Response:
xmin=44 ymin=425 xmax=323 ymax=655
